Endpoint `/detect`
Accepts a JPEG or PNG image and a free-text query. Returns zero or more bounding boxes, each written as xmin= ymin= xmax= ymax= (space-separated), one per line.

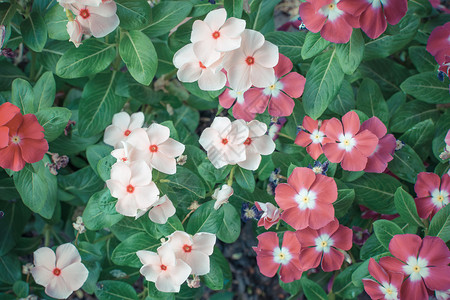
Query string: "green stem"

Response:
xmin=277 ymin=132 xmax=294 ymax=141
xmin=44 ymin=224 xmax=51 ymax=247
xmin=29 ymin=51 xmax=37 ymax=81
xmin=227 ymin=165 xmax=236 ymax=186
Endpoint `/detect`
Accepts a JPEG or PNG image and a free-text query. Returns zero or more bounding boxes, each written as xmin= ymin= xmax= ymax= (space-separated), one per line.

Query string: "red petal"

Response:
xmin=268 ymin=92 xmax=295 ymax=117
xmin=330 ymin=225 xmax=353 ymax=251
xmin=415 ymin=172 xmax=440 ymax=198
xmin=302 ymin=116 xmax=318 ymax=133
xmin=320 ymin=14 xmax=353 ymax=44
xmin=310 ymin=174 xmax=338 ymax=204
xmin=360 ymin=4 xmax=387 ymax=39
xmin=308 ymin=202 xmax=335 ymax=229
xmin=354 ymin=130 xmax=379 ymax=156
xmin=287 ymin=167 xmax=316 ymax=193
xmin=367 ymin=258 xmax=390 ymax=284
xmin=274 ymin=54 xmax=293 ymax=79
xmin=423 ymin=266 xmax=450 ymax=291
xmin=4 ymin=113 xmax=23 ymax=136
xmin=298 ymin=247 xmax=321 ymax=271
xmin=0 ymin=126 xmax=9 ymax=148
xmin=279 ymin=261 xmax=302 ymax=283
xmin=379 ymin=256 xmax=406 ymax=275
xmin=324 ymin=118 xmax=343 ymax=141
xmin=245 ymin=88 xmax=269 ymax=114
xmin=337 ymin=0 xmax=370 ymax=16
xmin=383 ymin=0 xmax=408 ymax=25
xmin=362 ymin=279 xmax=386 ymax=300
xmin=232 ymin=103 xmax=256 ymax=122
xmin=414 ymin=196 xmax=435 ymax=219
xmin=280 ymin=72 xmax=305 ymax=98
xmin=274 ymin=184 xmax=298 ymax=209
xmin=282 ymin=207 xmax=310 ymax=230
xmin=256 ymin=232 xmax=279 ymax=251
xmin=296 ymin=227 xmax=319 ymax=247
xmin=19 ymin=138 xmax=48 ymax=164
xmin=322 ymin=142 xmax=345 ymax=163
xmin=440 ymin=173 xmax=450 ymax=195
xmin=256 ymin=250 xmax=280 ymax=278
xmin=321 ymin=247 xmax=344 ymax=272
xmin=282 ymin=231 xmax=301 ymax=254
xmin=341 ymin=149 xmax=368 ymax=172
xmin=400 ymin=277 xmax=428 ymax=300
xmin=360 ymin=117 xmax=387 ymax=139
xmin=418 ymin=236 xmax=450 ymax=266
xmin=389 ymin=234 xmax=422 ymax=263
xmin=0 ymin=102 xmax=20 ymax=126
xmin=218 ymin=89 xmax=236 ymax=109
xmin=342 ymin=111 xmax=360 ymax=136
xmin=19 ymin=114 xmax=45 ymax=139
xmin=295 ymin=130 xmax=312 ymax=147
xmin=0 ymin=144 xmax=25 ymax=171
xmin=298 ymin=2 xmax=327 ymax=33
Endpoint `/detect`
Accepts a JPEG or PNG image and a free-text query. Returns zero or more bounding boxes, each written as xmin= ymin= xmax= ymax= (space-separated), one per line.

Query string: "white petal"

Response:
xmin=216 ymin=36 xmax=242 ymax=53
xmin=254 ymin=41 xmax=279 ymax=68
xmin=177 ymin=62 xmax=202 ymax=83
xmin=88 ymin=14 xmax=120 ymax=38
xmin=158 ymin=243 xmax=177 ymax=267
xmin=136 ymin=250 xmax=159 ymax=265
xmin=60 ymin=262 xmax=89 ymax=291
xmin=191 ymin=20 xmax=212 ymax=43
xmin=240 ymin=29 xmax=265 ymax=56
xmin=227 ymin=61 xmax=252 ymax=92
xmin=220 ymin=17 xmax=246 ymax=39
xmin=238 ymin=151 xmax=261 ymax=171
xmin=173 ymin=44 xmax=197 ymax=68
xmin=106 ymin=180 xmax=127 ymax=199
xmin=252 ymin=135 xmax=275 ymax=155
xmin=115 ymin=194 xmax=138 ymax=217
xmin=129 ymin=112 xmax=145 ymax=130
xmin=134 ymin=183 xmax=160 ymax=208
xmin=158 ymin=138 xmax=185 ymax=158
xmin=140 ymin=264 xmax=160 ymax=283
xmin=199 ymin=128 xmax=221 ymax=151
xmin=111 ymin=112 xmax=130 ymax=130
xmin=45 ymin=276 xmax=73 ymax=299
xmin=147 ymin=123 xmax=171 ymax=145
xmin=148 ymin=199 xmax=176 ymax=224
xmin=198 ymin=69 xmax=227 ymax=91
xmin=247 ymin=120 xmax=267 ymax=137
xmin=56 ymin=243 xmax=81 ymax=269
xmin=169 ymin=259 xmax=191 ymax=285
xmin=249 ymin=64 xmax=276 ymax=88
xmin=229 ymin=120 xmax=249 ymax=144
xmin=103 ymin=125 xmax=125 ymax=148
xmin=110 ymin=162 xmax=131 ymax=185
xmin=129 ymin=161 xmax=152 ymax=186
xmin=193 ymin=232 xmax=216 ymax=255
xmin=203 ymin=8 xmax=227 ymax=31
xmin=31 ymin=266 xmax=54 ymax=287
xmin=33 ymin=247 xmax=56 ymax=269
xmin=151 ymin=152 xmax=177 ymax=175
xmin=185 ymin=251 xmax=210 ymax=275
xmin=210 ymin=117 xmax=232 ymax=136
xmin=87 ymin=1 xmax=117 ymax=17
xmin=155 ymin=272 xmax=181 ymax=293
xmin=193 ymin=40 xmax=221 ymax=66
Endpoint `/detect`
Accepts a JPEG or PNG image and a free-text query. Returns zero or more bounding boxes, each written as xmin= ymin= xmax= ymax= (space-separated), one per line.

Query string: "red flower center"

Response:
xmin=79 ymin=9 xmax=90 ymax=19
xmin=160 ymin=264 xmax=167 ymax=271
xmin=244 ymin=137 xmax=252 ymax=145
xmin=149 ymin=145 xmax=158 ymax=153
xmin=246 ymin=56 xmax=255 ymax=65
xmin=199 ymin=61 xmax=207 ymax=69
xmin=222 ymin=138 xmax=228 ymax=145
xmin=124 ymin=129 xmax=131 ymax=136
xmin=53 ymin=268 xmax=61 ymax=276
xmin=212 ymin=31 xmax=220 ymax=39
xmin=121 ymin=157 xmax=127 ymax=162
xmin=10 ymin=135 xmax=21 ymax=144
xmin=183 ymin=244 xmax=192 ymax=253
xmin=126 ymin=184 xmax=134 ymax=193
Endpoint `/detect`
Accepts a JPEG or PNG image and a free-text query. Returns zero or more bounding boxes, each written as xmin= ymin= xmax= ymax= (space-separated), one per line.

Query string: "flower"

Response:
xmin=379 ymin=234 xmax=450 ymax=300
xmin=298 ymin=0 xmax=359 ymax=43
xmin=137 ymin=243 xmax=191 ymax=293
xmin=58 ymin=0 xmax=103 ymax=7
xmin=414 ymin=172 xmax=449 ymax=219
xmin=308 ymin=160 xmax=329 ymax=175
xmin=212 ymin=184 xmax=233 ymax=210
xmin=322 ymin=111 xmax=378 ymax=172
xmin=0 ymin=108 xmax=49 ymax=172
xmin=352 ymin=226 xmax=370 ymax=246
xmin=223 ymin=29 xmax=279 ymax=91
xmin=67 ymin=20 xmax=84 ymax=48
xmin=359 ymin=205 xmax=398 ymax=221
xmin=395 ymin=139 xmax=404 ymax=151
xmin=199 ymin=117 xmax=249 ymax=168
xmin=359 ymin=117 xmax=396 ymax=173
xmin=165 ymin=231 xmax=216 ymax=275
xmin=31 ymin=243 xmax=88 ymax=299
xmin=296 ymin=218 xmax=353 ymax=272
xmin=295 ymin=116 xmax=331 ymax=160
xmin=218 ymin=84 xmax=256 ymax=122
xmin=440 ymin=130 xmax=450 ymax=160
xmin=241 ymin=202 xmax=262 ymax=221
xmin=0 ymin=102 xmax=20 ymax=148
xmin=127 ymin=123 xmax=185 ymax=175
xmin=338 ymin=0 xmax=408 ymax=39
xmin=104 ymin=112 xmax=145 ymax=149
xmin=147 ymin=195 xmax=176 ymax=224
xmin=22 ymin=263 xmax=34 ymax=275
xmin=111 ymin=142 xmax=139 ymax=164
xmin=427 ymin=23 xmax=450 ymax=66
xmin=245 ymin=54 xmax=305 ymax=117
xmin=106 ymin=161 xmax=160 ymax=217
xmin=268 ymin=117 xmax=287 ymax=141
xmin=72 ymin=216 xmax=86 ymax=234
xmin=238 ymin=120 xmax=275 ymax=171
xmin=254 ymin=202 xmax=281 ymax=229
xmin=252 ymin=231 xmax=302 ymax=283
xmin=362 ymin=258 xmax=404 ymax=300
xmin=190 ymin=8 xmax=246 ymax=66
xmin=275 ymin=167 xmax=337 ymax=230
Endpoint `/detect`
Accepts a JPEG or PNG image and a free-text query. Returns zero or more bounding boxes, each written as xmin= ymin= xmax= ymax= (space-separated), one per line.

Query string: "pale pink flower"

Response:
xmin=212 ymin=184 xmax=233 ymax=210
xmin=223 ymin=29 xmax=279 ymax=91
xmin=104 ymin=112 xmax=145 ymax=149
xmin=191 ymin=8 xmax=246 ymax=66
xmin=127 ymin=123 xmax=185 ymax=175
xmin=173 ymin=43 xmax=226 ymax=91
xmin=199 ymin=117 xmax=249 ymax=169
xmin=110 ymin=142 xmax=139 ymax=164
xmin=31 ymin=243 xmax=88 ymax=299
xmin=148 ymin=195 xmax=176 ymax=224
xmin=166 ymin=231 xmax=216 ymax=275
xmin=238 ymin=120 xmax=275 ymax=171
xmin=58 ymin=0 xmax=103 ymax=7
xmin=69 ymin=1 xmax=119 ymax=38
xmin=106 ymin=161 xmax=160 ymax=217
xmin=137 ymin=243 xmax=191 ymax=293
xmin=67 ymin=20 xmax=84 ymax=48
xmin=255 ymin=202 xmax=281 ymax=229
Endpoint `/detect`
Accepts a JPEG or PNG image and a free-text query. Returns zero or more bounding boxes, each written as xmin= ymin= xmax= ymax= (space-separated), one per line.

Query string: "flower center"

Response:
xmin=315 ymin=234 xmax=333 ymax=253
xmin=126 ymin=184 xmax=135 ymax=193
xmin=160 ymin=264 xmax=167 ymax=271
xmin=199 ymin=61 xmax=206 ymax=69
xmin=212 ymin=31 xmax=220 ymax=39
xmin=53 ymin=268 xmax=61 ymax=276
xmin=79 ymin=8 xmax=90 ymax=19
xmin=183 ymin=244 xmax=192 ymax=253
xmin=321 ymin=240 xmax=328 ymax=247
xmin=222 ymin=138 xmax=228 ymax=145
xmin=244 ymin=208 xmax=255 ymax=219
xmin=302 ymin=196 xmax=309 ymax=203
xmin=328 ymin=3 xmax=335 ymax=9
xmin=269 ymin=84 xmax=276 ymax=90
xmin=124 ymin=129 xmax=131 ymax=136
xmin=246 ymin=56 xmax=255 ymax=65
xmin=244 ymin=137 xmax=252 ymax=145
xmin=413 ymin=265 xmax=420 ymax=273
xmin=11 ymin=135 xmax=21 ymax=144
xmin=437 ymin=195 xmax=444 ymax=202
xmin=273 ymin=247 xmax=292 ymax=265
xmin=121 ymin=157 xmax=128 ymax=162
xmin=149 ymin=145 xmax=158 ymax=153
xmin=385 ymin=288 xmax=393 ymax=295
xmin=278 ymin=253 xmax=285 ymax=259
xmin=338 ymin=133 xmax=356 ymax=151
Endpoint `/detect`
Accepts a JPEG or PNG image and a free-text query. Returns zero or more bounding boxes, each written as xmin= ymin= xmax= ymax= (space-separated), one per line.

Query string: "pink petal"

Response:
xmin=322 ymin=142 xmax=345 ymax=163
xmin=359 ymin=4 xmax=387 ymax=39
xmin=245 ymin=88 xmax=269 ymax=114
xmin=282 ymin=207 xmax=310 ymax=230
xmin=88 ymin=14 xmax=119 ymax=38
xmin=298 ymin=2 xmax=327 ymax=33
xmin=295 ymin=130 xmax=313 ymax=147
xmin=389 ymin=234 xmax=422 ymax=263
xmin=219 ymin=89 xmax=236 ymax=109
xmin=331 ymin=225 xmax=353 ymax=250
xmin=320 ymin=14 xmax=353 ymax=44
xmin=268 ymin=92 xmax=295 ymax=117
xmin=302 ymin=116 xmax=319 ymax=133
xmin=400 ymin=277 xmax=428 ymax=300
xmin=282 ymin=231 xmax=301 ymax=254
xmin=321 ymin=247 xmax=344 ymax=272
xmin=354 ymin=130 xmax=378 ymax=156
xmin=256 ymin=250 xmax=280 ymax=278
xmin=56 ymin=243 xmax=81 ymax=270
xmin=307 ymin=143 xmax=324 ymax=160
xmin=232 ymin=102 xmax=256 ymax=122
xmin=274 ymin=54 xmax=293 ymax=78
xmin=296 ymin=227 xmax=319 ymax=247
xmin=310 ymin=173 xmax=338 ymax=204
xmin=279 ymin=261 xmax=302 ymax=283
xmin=342 ymin=111 xmax=361 ymax=136
xmin=0 ymin=126 xmax=9 ymax=148
xmin=415 ymin=172 xmax=440 ymax=198
xmin=341 ymin=149 xmax=368 ymax=172
xmin=324 ymin=118 xmax=343 ymax=141
xmin=423 ymin=266 xmax=450 ymax=291
xmin=298 ymin=247 xmax=322 ymax=271
xmin=383 ymin=0 xmax=408 ymax=25
xmin=19 ymin=138 xmax=48 ymax=164
xmin=288 ymin=167 xmax=316 ymax=193
xmin=45 ymin=276 xmax=73 ymax=299
xmin=362 ymin=279 xmax=385 ymax=300
xmin=379 ymin=256 xmax=406 ymax=275
xmin=60 ymin=262 xmax=89 ymax=292
xmin=0 ymin=144 xmax=25 ymax=171
xmin=34 ymin=247 xmax=56 ymax=269
xmin=367 ymin=258 xmax=389 ymax=284
xmin=0 ymin=102 xmax=20 ymax=126
xmin=419 ymin=236 xmax=450 ymax=266
xmin=441 ymin=174 xmax=450 ymax=193
xmin=415 ymin=196 xmax=435 ymax=219
xmin=308 ymin=202 xmax=335 ymax=229
xmin=256 ymin=232 xmax=279 ymax=251
xmin=360 ymin=117 xmax=387 ymax=139
xmin=31 ymin=266 xmax=54 ymax=287
xmin=275 ymin=184 xmax=298 ymax=209
xmin=280 ymin=72 xmax=305 ymax=98
xmin=337 ymin=0 xmax=370 ymax=16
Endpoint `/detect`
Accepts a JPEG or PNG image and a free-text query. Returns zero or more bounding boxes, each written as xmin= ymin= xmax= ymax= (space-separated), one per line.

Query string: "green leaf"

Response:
xmin=201 ymin=248 xmax=225 ymax=290
xmin=86 ymin=144 xmax=113 ymax=175
xmin=119 ymin=30 xmax=157 ymax=85
xmin=428 ymin=205 xmax=450 ymax=242
xmin=301 ymin=277 xmax=327 ymax=300
xmin=336 ymin=29 xmax=364 ymax=75
xmin=389 ymin=145 xmax=425 ymax=184
xmin=0 ymin=254 xmax=21 ymax=285
xmin=44 ymin=4 xmax=69 ymax=40
xmin=35 ymin=107 xmax=72 ymax=142
xmin=356 ymin=78 xmax=389 ymax=125
xmin=78 ymin=72 xmax=126 ymax=137
xmin=408 ymin=0 xmax=432 ymax=17
xmin=159 ymin=167 xmax=206 ymax=206
xmin=235 ymin=167 xmax=255 ymax=192
xmin=333 ymin=263 xmax=363 ymax=299
xmin=83 ymin=188 xmax=124 ymax=230
xmin=78 ymin=241 xmax=103 ymax=262
xmin=360 ymin=234 xmax=386 ymax=260
xmin=0 ymin=61 xmax=26 ymax=91
xmin=387 ymin=92 xmax=406 ymax=118
xmin=303 ymin=50 xmax=344 ymax=119
xmin=186 ymin=200 xmax=224 ymax=235
xmin=432 ymin=111 xmax=450 ymax=161
xmin=400 ymin=72 xmax=450 ymax=104
xmin=399 ymin=119 xmax=435 ymax=160
xmin=301 ymin=32 xmax=330 ymax=60
xmin=13 ymin=280 xmax=29 ymax=298
xmin=390 ymin=100 xmax=440 ymax=133
xmin=33 ymin=71 xmax=56 ymax=111
xmin=334 ymin=189 xmax=355 ymax=218
xmin=97 ymin=155 xmax=115 ymax=181
xmin=329 ymin=80 xmax=355 ymax=116
xmin=0 ymin=201 xmax=30 ymax=256
xmin=217 ymin=203 xmax=241 ymax=243
xmin=0 ymin=2 xmax=18 ymax=26
xmin=265 ymin=31 xmax=306 ymax=64
xmin=95 ymin=280 xmax=138 ymax=300
xmin=224 ymin=0 xmax=243 ymax=18
xmin=116 ymin=0 xmax=151 ymax=30
xmin=408 ymin=46 xmax=436 ymax=73
xmin=58 ymin=167 xmax=104 ymax=201
xmin=142 ymin=1 xmax=193 ymax=37
xmin=20 ymin=12 xmax=47 ymax=52
xmin=56 ymin=39 xmax=116 ymax=78
xmin=11 ymin=78 xmax=35 ymax=114
xmin=373 ymin=219 xmax=404 ymax=250
xmin=82 ymin=261 xmax=101 ymax=294
xmin=394 ymin=187 xmax=424 ymax=228
xmin=111 ymin=232 xmax=160 ymax=267
xmin=249 ymin=0 xmax=280 ymax=32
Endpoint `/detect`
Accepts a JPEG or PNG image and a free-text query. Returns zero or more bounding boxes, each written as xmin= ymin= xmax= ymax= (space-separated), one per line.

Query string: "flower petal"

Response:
xmin=389 ymin=234 xmax=422 ymax=263
xmin=287 ymin=167 xmax=316 ymax=193
xmin=56 ymin=243 xmax=81 ymax=270
xmin=60 ymin=262 xmax=89 ymax=292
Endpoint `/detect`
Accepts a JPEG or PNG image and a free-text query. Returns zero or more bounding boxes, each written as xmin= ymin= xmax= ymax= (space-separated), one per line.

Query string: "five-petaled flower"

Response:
xmin=362 ymin=258 xmax=404 ymax=300
xmin=295 ymin=116 xmax=331 ymax=160
xmin=414 ymin=172 xmax=449 ymax=220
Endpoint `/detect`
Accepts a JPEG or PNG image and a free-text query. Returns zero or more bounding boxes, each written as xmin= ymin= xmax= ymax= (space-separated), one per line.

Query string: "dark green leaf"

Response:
xmin=301 ymin=32 xmax=330 ymax=60
xmin=265 ymin=31 xmax=306 ymax=64
xmin=142 ymin=1 xmax=193 ymax=37
xmin=301 ymin=277 xmax=327 ymax=300
xmin=0 ymin=254 xmax=21 ymax=285
xmin=95 ymin=280 xmax=138 ymax=300
xmin=217 ymin=203 xmax=241 ymax=243
xmin=35 ymin=107 xmax=72 ymax=142
xmin=336 ymin=29 xmax=365 ymax=75
xmin=389 ymin=145 xmax=425 ymax=183
xmin=83 ymin=188 xmax=124 ymax=230
xmin=390 ymin=100 xmax=440 ymax=133
xmin=428 ymin=205 xmax=450 ymax=242
xmin=235 ymin=167 xmax=255 ymax=192
xmin=44 ymin=4 xmax=68 ymax=40
xmin=224 ymin=0 xmax=243 ymax=18
xmin=11 ymin=78 xmax=35 ymax=114
xmin=408 ymin=46 xmax=436 ymax=73
xmin=334 ymin=189 xmax=355 ymax=218
xmin=21 ymin=12 xmax=47 ymax=52
xmin=33 ymin=71 xmax=56 ymax=111
xmin=186 ymin=200 xmax=224 ymax=235
xmin=400 ymin=72 xmax=450 ymax=104
xmin=111 ymin=232 xmax=160 ymax=267
xmin=394 ymin=187 xmax=424 ymax=227
xmin=373 ymin=219 xmax=404 ymax=250
xmin=13 ymin=280 xmax=29 ymax=298
xmin=116 ymin=0 xmax=151 ymax=30
xmin=356 ymin=78 xmax=389 ymax=125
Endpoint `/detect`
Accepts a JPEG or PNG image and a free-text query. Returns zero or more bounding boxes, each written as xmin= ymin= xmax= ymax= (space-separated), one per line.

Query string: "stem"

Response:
xmin=65 ymin=8 xmax=74 ymax=21
xmin=277 ymin=132 xmax=294 ymax=141
xmin=44 ymin=224 xmax=51 ymax=247
xmin=227 ymin=165 xmax=236 ymax=186
xmin=74 ymin=232 xmax=80 ymax=246
xmin=181 ymin=210 xmax=194 ymax=225
xmin=275 ymin=220 xmax=281 ymax=230
xmin=29 ymin=51 xmax=37 ymax=81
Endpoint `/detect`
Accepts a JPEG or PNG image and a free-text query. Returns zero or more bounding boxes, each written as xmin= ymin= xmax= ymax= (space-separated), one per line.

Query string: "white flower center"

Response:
xmin=273 ymin=247 xmax=292 ymax=265
xmin=310 ymin=129 xmax=324 ymax=144
xmin=368 ymin=0 xmax=387 ymax=8
xmin=431 ymin=189 xmax=449 ymax=209
xmin=403 ymin=256 xmax=429 ymax=281
xmin=315 ymin=234 xmax=333 ymax=253
xmin=312 ymin=166 xmax=323 ymax=174
xmin=229 ymin=89 xmax=247 ymax=104
xmin=319 ymin=0 xmax=344 ymax=22
xmin=338 ymin=133 xmax=356 ymax=151
xmin=294 ymin=189 xmax=317 ymax=210
xmin=263 ymin=81 xmax=283 ymax=98
xmin=379 ymin=283 xmax=399 ymax=300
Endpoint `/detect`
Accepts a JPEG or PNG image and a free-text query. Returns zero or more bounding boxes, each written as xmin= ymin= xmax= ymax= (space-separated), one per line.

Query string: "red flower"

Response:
xmin=0 ymin=106 xmax=48 ymax=171
xmin=296 ymin=218 xmax=353 ymax=272
xmin=379 ymin=234 xmax=450 ymax=300
xmin=414 ymin=172 xmax=449 ymax=220
xmin=252 ymin=231 xmax=302 ymax=283
xmin=322 ymin=111 xmax=378 ymax=172
xmin=218 ymin=83 xmax=256 ymax=122
xmin=427 ymin=23 xmax=450 ymax=66
xmin=295 ymin=116 xmax=331 ymax=160
xmin=0 ymin=102 xmax=20 ymax=148
xmin=275 ymin=167 xmax=337 ymax=230
xmin=362 ymin=258 xmax=404 ymax=300
xmin=359 ymin=117 xmax=396 ymax=173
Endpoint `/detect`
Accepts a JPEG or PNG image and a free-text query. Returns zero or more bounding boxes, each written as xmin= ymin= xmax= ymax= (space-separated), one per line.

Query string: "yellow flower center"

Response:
xmin=278 ymin=253 xmax=285 ymax=260
xmin=328 ymin=3 xmax=335 ymax=9
xmin=269 ymin=84 xmax=276 ymax=90
xmin=302 ymin=196 xmax=309 ymax=203
xmin=437 ymin=195 xmax=444 ymax=202
xmin=413 ymin=265 xmax=421 ymax=273
xmin=11 ymin=135 xmax=20 ymax=144
xmin=321 ymin=241 xmax=328 ymax=247
xmin=385 ymin=288 xmax=393 ymax=295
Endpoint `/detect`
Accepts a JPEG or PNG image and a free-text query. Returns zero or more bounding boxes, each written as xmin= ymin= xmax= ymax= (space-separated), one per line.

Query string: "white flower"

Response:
xmin=104 ymin=112 xmax=145 ymax=148
xmin=148 ymin=195 xmax=176 ymax=224
xmin=72 ymin=216 xmax=86 ymax=234
xmin=67 ymin=20 xmax=84 ymax=48
xmin=110 ymin=142 xmax=139 ymax=164
xmin=69 ymin=1 xmax=119 ymax=38
xmin=212 ymin=184 xmax=233 ymax=210
xmin=31 ymin=243 xmax=88 ymax=299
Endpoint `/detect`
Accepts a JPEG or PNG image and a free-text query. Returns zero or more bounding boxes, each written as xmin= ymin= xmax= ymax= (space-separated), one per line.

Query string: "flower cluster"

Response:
xmin=137 ymin=231 xmax=216 ymax=292
xmin=199 ymin=117 xmax=275 ymax=170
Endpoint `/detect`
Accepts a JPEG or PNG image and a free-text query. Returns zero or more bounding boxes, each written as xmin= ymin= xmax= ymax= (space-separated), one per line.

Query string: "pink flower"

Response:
xmin=165 ymin=231 xmax=216 ymax=275
xmin=379 ymin=234 xmax=450 ymax=300
xmin=322 ymin=111 xmax=378 ymax=172
xmin=198 ymin=117 xmax=249 ymax=168
xmin=338 ymin=0 xmax=408 ymax=39
xmin=212 ymin=184 xmax=233 ymax=210
xmin=254 ymin=202 xmax=281 ymax=229
xmin=427 ymin=23 xmax=450 ymax=66
xmin=218 ymin=85 xmax=256 ymax=122
xmin=295 ymin=116 xmax=331 ymax=160
xmin=106 ymin=161 xmax=160 ymax=217
xmin=362 ymin=258 xmax=404 ymax=300
xmin=275 ymin=167 xmax=337 ymax=230
xmin=127 ymin=123 xmax=185 ymax=175
xmin=296 ymin=218 xmax=353 ymax=272
xmin=244 ymin=54 xmax=305 ymax=117
xmin=58 ymin=0 xmax=103 ymax=7
xmin=190 ymin=8 xmax=246 ymax=66
xmin=67 ymin=20 xmax=84 ymax=48
xmin=238 ymin=120 xmax=275 ymax=171
xmin=173 ymin=43 xmax=226 ymax=91
xmin=111 ymin=142 xmax=139 ymax=164
xmin=359 ymin=117 xmax=396 ymax=173
xmin=298 ymin=0 xmax=359 ymax=43
xmin=414 ymin=172 xmax=449 ymax=219
xmin=137 ymin=243 xmax=191 ymax=293
xmin=0 ymin=102 xmax=20 ymax=148
xmin=360 ymin=205 xmax=398 ymax=221
xmin=104 ymin=112 xmax=145 ymax=148
xmin=223 ymin=29 xmax=279 ymax=91
xmin=69 ymin=1 xmax=119 ymax=38
xmin=31 ymin=243 xmax=88 ymax=299
xmin=252 ymin=231 xmax=302 ymax=283
xmin=429 ymin=0 xmax=450 ymax=13
xmin=147 ymin=195 xmax=176 ymax=224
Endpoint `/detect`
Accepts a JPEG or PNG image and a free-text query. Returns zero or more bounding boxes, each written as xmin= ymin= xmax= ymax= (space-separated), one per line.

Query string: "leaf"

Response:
xmin=394 ymin=187 xmax=424 ymax=228
xmin=0 ymin=201 xmax=30 ymax=256
xmin=336 ymin=29 xmax=365 ymax=75
xmin=373 ymin=219 xmax=404 ymax=250
xmin=20 ymin=12 xmax=47 ymax=52
xmin=400 ymin=72 xmax=450 ymax=104
xmin=86 ymin=144 xmax=113 ymax=175
xmin=389 ymin=145 xmax=425 ymax=184
xmin=249 ymin=0 xmax=280 ymax=32
xmin=265 ymin=31 xmax=306 ymax=64
xmin=13 ymin=280 xmax=29 ymax=298
xmin=390 ymin=100 xmax=440 ymax=133
xmin=224 ymin=0 xmax=243 ymax=18
xmin=303 ymin=50 xmax=344 ymax=119
xmin=33 ymin=71 xmax=56 ymax=111
xmin=399 ymin=119 xmax=435 ymax=160
xmin=119 ymin=30 xmax=157 ymax=85
xmin=329 ymin=80 xmax=355 ymax=116
xmin=333 ymin=263 xmax=363 ymax=299
xmin=301 ymin=32 xmax=330 ymax=60
xmin=428 ymin=205 xmax=450 ymax=242
xmin=44 ymin=4 xmax=69 ymax=40
xmin=334 ymin=189 xmax=355 ymax=218
xmin=408 ymin=0 xmax=432 ymax=17
xmin=35 ymin=107 xmax=72 ymax=142
xmin=360 ymin=234 xmax=386 ymax=260
xmin=95 ymin=280 xmax=138 ymax=300
xmin=301 ymin=277 xmax=328 ymax=300
xmin=235 ymin=167 xmax=255 ymax=192
xmin=11 ymin=78 xmax=35 ymax=114
xmin=97 ymin=155 xmax=116 ymax=181
xmin=0 ymin=254 xmax=21 ymax=285
xmin=432 ymin=111 xmax=450 ymax=161
xmin=356 ymin=78 xmax=389 ymax=125
xmin=408 ymin=46 xmax=437 ymax=73
xmin=111 ymin=232 xmax=160 ymax=267
xmin=159 ymin=167 xmax=206 ymax=206
xmin=217 ymin=203 xmax=241 ymax=243
xmin=83 ymin=188 xmax=124 ymax=231
xmin=142 ymin=1 xmax=193 ymax=37
xmin=0 ymin=61 xmax=26 ymax=91
xmin=56 ymin=39 xmax=115 ymax=78
xmin=186 ymin=200 xmax=224 ymax=235
xmin=0 ymin=2 xmax=18 ymax=26
xmin=387 ymin=92 xmax=406 ymax=118
xmin=116 ymin=0 xmax=151 ymax=30
xmin=201 ymin=248 xmax=225 ymax=290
